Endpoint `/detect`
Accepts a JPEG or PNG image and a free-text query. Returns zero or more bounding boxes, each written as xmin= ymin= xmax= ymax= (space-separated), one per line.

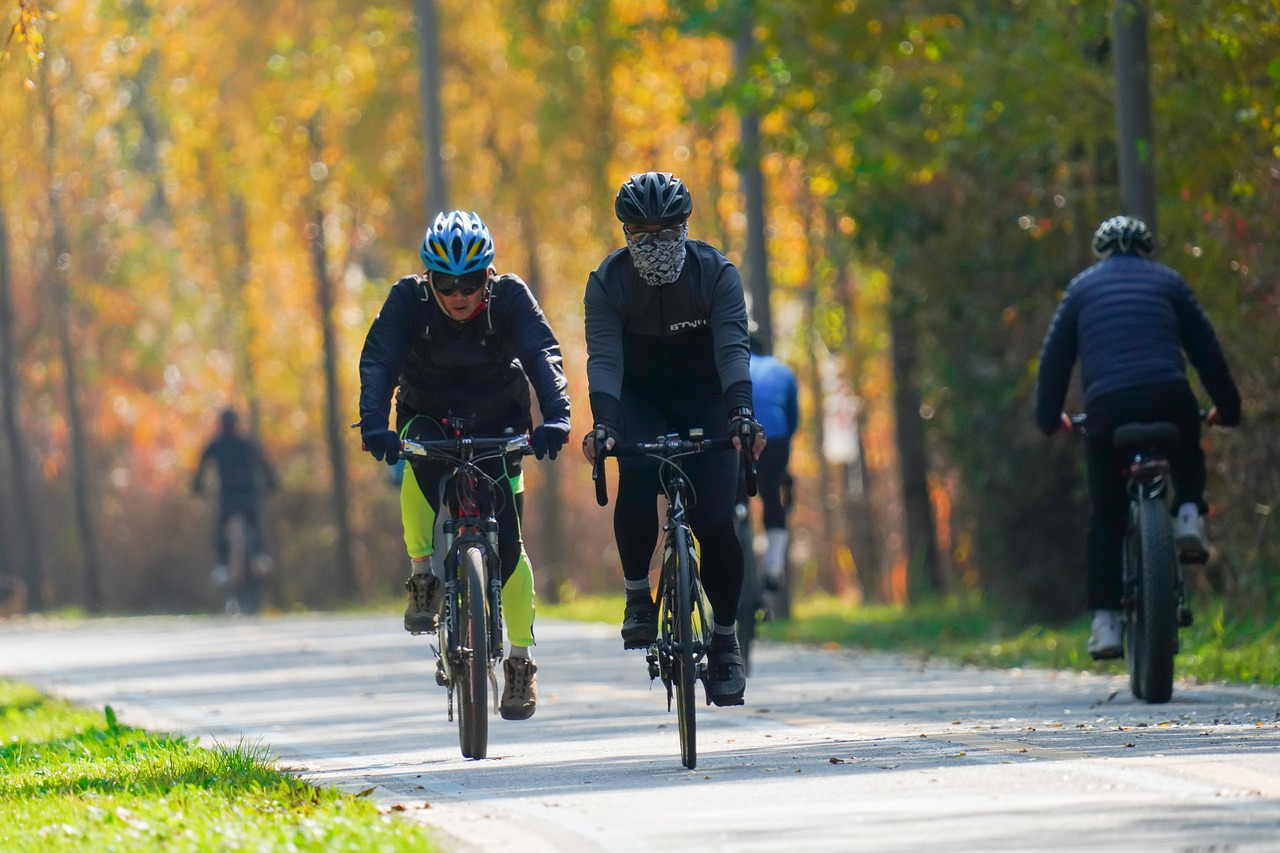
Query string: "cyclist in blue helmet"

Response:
xmin=358 ymin=210 xmax=572 ymax=721
xmin=1036 ymin=215 xmax=1241 ymax=660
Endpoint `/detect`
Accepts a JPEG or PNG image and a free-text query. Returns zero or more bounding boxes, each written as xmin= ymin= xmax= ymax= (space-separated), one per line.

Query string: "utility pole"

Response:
xmin=1112 ymin=0 xmax=1157 ymax=240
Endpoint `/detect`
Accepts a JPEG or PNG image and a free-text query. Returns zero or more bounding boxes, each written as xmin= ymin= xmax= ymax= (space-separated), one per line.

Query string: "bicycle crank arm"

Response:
xmin=489 ymin=665 xmax=501 ymax=715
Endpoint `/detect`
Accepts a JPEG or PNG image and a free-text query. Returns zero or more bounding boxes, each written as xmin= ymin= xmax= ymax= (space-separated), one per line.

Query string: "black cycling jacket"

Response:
xmin=359 ymin=273 xmax=570 ymax=432
xmin=584 ymin=239 xmax=752 ymax=425
xmin=1035 ymin=253 xmax=1241 ymax=435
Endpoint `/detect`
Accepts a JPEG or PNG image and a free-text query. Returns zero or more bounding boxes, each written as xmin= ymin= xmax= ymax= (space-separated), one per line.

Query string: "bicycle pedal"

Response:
xmin=1179 ymin=549 xmax=1209 ymax=565
xmin=1178 ymin=609 xmax=1194 ymax=628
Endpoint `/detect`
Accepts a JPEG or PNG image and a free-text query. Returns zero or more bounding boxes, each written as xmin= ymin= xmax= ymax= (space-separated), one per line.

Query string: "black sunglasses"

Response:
xmin=431 ymin=271 xmax=488 ymax=296
xmin=623 ymin=222 xmax=686 ymax=246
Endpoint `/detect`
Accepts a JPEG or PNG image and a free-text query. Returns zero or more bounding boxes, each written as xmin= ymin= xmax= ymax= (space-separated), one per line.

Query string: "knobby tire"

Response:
xmin=672 ymin=525 xmax=698 ymax=770
xmin=1134 ymin=497 xmax=1177 ymax=703
xmin=457 ymin=545 xmax=490 ymax=758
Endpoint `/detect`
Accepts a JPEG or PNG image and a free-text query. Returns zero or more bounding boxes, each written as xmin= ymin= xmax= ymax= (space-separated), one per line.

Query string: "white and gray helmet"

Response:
xmin=1092 ymin=215 xmax=1154 ymax=259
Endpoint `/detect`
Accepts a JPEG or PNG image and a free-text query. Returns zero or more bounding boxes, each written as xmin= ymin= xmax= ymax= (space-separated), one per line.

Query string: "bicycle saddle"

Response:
xmin=1113 ymin=421 xmax=1180 ymax=453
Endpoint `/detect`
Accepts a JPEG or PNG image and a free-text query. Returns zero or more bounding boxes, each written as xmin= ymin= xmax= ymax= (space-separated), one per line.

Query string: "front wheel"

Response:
xmin=456 ymin=545 xmax=490 ymax=758
xmin=1126 ymin=496 xmax=1178 ymax=704
xmin=671 ymin=526 xmax=698 ymax=770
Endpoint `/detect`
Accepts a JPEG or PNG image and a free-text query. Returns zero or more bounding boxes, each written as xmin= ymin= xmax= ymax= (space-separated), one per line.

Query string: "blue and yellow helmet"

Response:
xmin=419 ymin=211 xmax=495 ymax=276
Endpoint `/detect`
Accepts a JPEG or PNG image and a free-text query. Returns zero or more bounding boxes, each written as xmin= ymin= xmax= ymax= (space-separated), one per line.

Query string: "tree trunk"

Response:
xmin=307 ymin=182 xmax=357 ymax=599
xmin=734 ymin=4 xmax=772 ymax=347
xmin=415 ymin=0 xmax=449 ymax=217
xmin=42 ymin=65 xmax=104 ymax=612
xmin=519 ymin=222 xmax=566 ymax=603
xmin=0 ymin=182 xmax=44 ymax=610
xmin=888 ymin=283 xmax=943 ymax=600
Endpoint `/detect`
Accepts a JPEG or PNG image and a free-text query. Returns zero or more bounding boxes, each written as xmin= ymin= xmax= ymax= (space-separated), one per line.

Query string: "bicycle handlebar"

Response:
xmin=401 ymin=433 xmax=533 ymax=461
xmin=591 ymin=433 xmax=757 ymax=508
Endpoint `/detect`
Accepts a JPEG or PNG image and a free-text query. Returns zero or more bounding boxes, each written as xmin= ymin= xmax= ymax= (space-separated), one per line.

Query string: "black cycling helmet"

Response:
xmin=614 ymin=171 xmax=693 ymax=227
xmin=1092 ymin=215 xmax=1155 ymax=259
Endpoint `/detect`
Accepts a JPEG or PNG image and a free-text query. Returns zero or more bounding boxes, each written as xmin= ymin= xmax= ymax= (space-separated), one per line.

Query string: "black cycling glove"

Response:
xmin=532 ymin=422 xmax=571 ymax=460
xmin=361 ymin=425 xmax=401 ymax=466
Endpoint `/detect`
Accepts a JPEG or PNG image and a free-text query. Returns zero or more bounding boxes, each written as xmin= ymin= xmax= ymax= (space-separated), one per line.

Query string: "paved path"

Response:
xmin=3 ymin=613 xmax=1279 ymax=851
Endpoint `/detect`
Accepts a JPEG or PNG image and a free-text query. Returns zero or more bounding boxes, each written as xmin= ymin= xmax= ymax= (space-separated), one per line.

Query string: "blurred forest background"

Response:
xmin=0 ymin=0 xmax=1275 ymax=622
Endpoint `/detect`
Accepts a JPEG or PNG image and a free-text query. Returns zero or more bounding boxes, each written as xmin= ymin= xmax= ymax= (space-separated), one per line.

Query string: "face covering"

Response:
xmin=625 ymin=223 xmax=688 ymax=286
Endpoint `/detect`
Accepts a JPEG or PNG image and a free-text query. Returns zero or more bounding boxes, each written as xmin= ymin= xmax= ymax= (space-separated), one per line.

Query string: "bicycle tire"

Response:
xmin=225 ymin=513 xmax=249 ymax=615
xmin=1134 ymin=496 xmax=1177 ymax=703
xmin=672 ymin=525 xmax=698 ymax=770
xmin=456 ymin=545 xmax=490 ymax=759
xmin=734 ymin=511 xmax=760 ymax=676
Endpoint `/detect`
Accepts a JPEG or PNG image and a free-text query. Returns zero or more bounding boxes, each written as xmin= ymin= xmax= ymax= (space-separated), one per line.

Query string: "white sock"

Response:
xmin=509 ymin=645 xmax=530 ymax=660
xmin=763 ymin=529 xmax=789 ymax=580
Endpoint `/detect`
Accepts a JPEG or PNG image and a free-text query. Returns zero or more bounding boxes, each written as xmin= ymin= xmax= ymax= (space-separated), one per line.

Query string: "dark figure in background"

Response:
xmin=192 ymin=407 xmax=277 ymax=569
xmin=749 ymin=333 xmax=800 ymax=591
xmin=582 ymin=171 xmax=765 ymax=707
xmin=1034 ymin=215 xmax=1241 ymax=660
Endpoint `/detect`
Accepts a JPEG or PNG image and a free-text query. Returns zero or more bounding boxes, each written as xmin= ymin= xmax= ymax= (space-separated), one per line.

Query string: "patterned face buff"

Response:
xmin=625 ymin=223 xmax=688 ymax=286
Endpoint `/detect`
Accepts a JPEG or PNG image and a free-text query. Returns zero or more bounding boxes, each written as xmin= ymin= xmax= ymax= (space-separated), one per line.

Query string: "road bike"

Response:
xmin=593 ymin=429 xmax=755 ymax=769
xmin=1073 ymin=414 xmax=1201 ymax=704
xmin=400 ymin=422 xmax=535 ymax=759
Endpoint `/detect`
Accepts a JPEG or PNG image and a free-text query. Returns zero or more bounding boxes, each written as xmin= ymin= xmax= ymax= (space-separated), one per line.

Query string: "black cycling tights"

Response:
xmin=613 ymin=394 xmax=743 ymax=628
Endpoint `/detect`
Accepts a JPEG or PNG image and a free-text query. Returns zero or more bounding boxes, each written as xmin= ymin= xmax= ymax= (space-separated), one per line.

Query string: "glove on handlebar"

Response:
xmin=532 ymin=422 xmax=570 ymax=460
xmin=583 ymin=423 xmax=620 ymax=453
xmin=362 ymin=427 xmax=401 ymax=466
xmin=729 ymin=409 xmax=765 ymax=444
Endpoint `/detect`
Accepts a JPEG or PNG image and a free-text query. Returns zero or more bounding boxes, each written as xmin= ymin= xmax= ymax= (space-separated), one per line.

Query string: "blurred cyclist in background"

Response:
xmin=749 ymin=331 xmax=799 ymax=592
xmin=192 ymin=407 xmax=276 ymax=570
xmin=1035 ymin=215 xmax=1241 ymax=660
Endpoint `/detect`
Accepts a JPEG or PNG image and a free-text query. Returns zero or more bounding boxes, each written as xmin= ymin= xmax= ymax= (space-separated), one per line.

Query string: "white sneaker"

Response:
xmin=1087 ymin=609 xmax=1123 ymax=660
xmin=1174 ymin=502 xmax=1210 ymax=563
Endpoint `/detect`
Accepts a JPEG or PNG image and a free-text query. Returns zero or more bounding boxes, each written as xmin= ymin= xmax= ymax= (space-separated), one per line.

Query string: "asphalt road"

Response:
xmin=3 ymin=613 xmax=1279 ymax=851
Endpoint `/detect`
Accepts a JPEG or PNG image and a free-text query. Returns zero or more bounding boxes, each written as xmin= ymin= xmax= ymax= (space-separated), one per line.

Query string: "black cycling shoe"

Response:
xmin=621 ymin=593 xmax=658 ymax=649
xmin=706 ymin=636 xmax=746 ymax=706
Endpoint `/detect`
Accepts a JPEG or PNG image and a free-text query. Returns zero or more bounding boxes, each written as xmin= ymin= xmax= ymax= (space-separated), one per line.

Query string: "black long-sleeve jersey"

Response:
xmin=359 ymin=273 xmax=571 ymax=432
xmin=584 ymin=239 xmax=752 ymax=425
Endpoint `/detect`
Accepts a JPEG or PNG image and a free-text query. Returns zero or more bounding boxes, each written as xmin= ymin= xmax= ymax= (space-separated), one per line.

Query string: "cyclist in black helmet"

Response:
xmin=582 ymin=171 xmax=765 ymax=707
xmin=1035 ymin=214 xmax=1241 ymax=660
xmin=358 ymin=210 xmax=571 ymax=721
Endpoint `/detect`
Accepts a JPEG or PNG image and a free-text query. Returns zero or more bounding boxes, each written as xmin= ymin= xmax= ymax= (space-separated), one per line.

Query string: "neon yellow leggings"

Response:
xmin=400 ymin=455 xmax=536 ymax=648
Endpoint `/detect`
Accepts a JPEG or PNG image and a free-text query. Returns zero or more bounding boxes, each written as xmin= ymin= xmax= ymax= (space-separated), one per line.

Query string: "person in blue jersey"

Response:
xmin=358 ymin=210 xmax=571 ymax=721
xmin=1035 ymin=215 xmax=1240 ymax=660
xmin=748 ymin=333 xmax=800 ymax=591
xmin=582 ymin=171 xmax=765 ymax=707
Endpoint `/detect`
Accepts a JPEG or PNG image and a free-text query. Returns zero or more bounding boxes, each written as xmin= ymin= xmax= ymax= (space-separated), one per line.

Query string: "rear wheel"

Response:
xmin=672 ymin=526 xmax=698 ymax=770
xmin=224 ymin=513 xmax=252 ymax=614
xmin=1134 ymin=497 xmax=1177 ymax=703
xmin=456 ymin=545 xmax=490 ymax=758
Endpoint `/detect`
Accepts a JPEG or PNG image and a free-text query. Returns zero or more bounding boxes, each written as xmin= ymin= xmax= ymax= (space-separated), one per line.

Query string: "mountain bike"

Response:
xmin=1073 ymin=413 xmax=1197 ymax=704
xmin=593 ymin=429 xmax=756 ymax=769
xmin=399 ymin=422 xmax=535 ymax=759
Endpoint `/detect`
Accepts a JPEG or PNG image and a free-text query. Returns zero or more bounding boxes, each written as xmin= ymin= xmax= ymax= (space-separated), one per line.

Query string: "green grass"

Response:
xmin=543 ymin=592 xmax=1280 ymax=686
xmin=0 ymin=681 xmax=439 ymax=852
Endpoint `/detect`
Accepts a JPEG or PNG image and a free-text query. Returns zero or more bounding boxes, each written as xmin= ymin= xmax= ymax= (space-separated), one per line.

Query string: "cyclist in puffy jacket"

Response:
xmin=358 ymin=210 xmax=571 ymax=721
xmin=1035 ymin=215 xmax=1240 ymax=660
xmin=749 ymin=333 xmax=800 ymax=590
xmin=581 ymin=171 xmax=765 ymax=707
